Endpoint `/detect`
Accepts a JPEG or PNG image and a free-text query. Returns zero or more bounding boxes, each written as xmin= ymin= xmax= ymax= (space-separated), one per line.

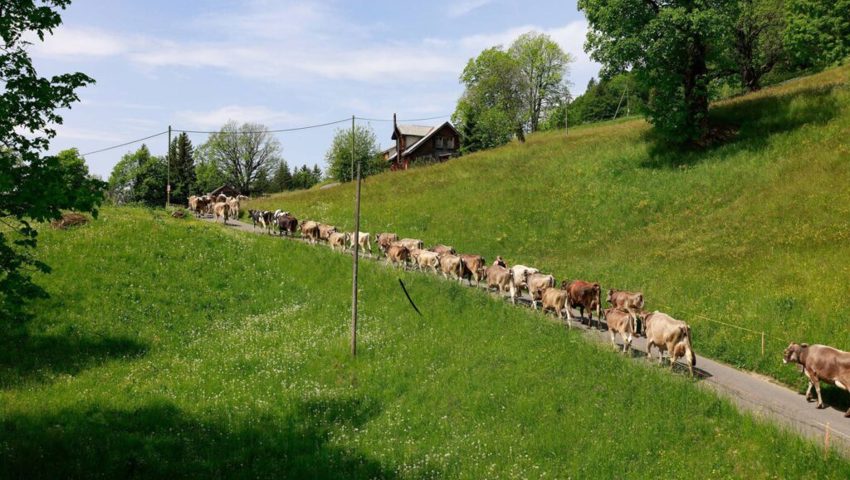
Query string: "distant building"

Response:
xmin=209 ymin=185 xmax=241 ymax=197
xmin=383 ymin=120 xmax=460 ymax=171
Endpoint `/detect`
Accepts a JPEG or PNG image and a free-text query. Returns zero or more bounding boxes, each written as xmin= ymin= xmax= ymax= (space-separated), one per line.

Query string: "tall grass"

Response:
xmin=248 ymin=64 xmax=850 ymax=385
xmin=1 ymin=207 xmax=848 ymax=478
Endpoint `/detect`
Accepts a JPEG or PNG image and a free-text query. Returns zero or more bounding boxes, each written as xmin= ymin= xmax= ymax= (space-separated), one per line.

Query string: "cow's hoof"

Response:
xmin=844 ymin=410 xmax=850 ymax=418
xmin=817 ymin=403 xmax=826 ymax=409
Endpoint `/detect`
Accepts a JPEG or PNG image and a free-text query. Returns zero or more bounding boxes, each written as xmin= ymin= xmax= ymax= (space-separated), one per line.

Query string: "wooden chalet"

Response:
xmin=384 ymin=116 xmax=460 ymax=171
xmin=209 ymin=185 xmax=241 ymax=197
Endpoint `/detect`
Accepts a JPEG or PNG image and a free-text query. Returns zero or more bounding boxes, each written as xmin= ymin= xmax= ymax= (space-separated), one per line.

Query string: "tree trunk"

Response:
xmin=683 ymin=36 xmax=709 ymax=143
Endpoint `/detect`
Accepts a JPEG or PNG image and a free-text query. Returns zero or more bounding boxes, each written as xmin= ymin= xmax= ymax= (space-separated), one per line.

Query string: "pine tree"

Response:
xmin=168 ymin=132 xmax=196 ymax=204
xmin=312 ymin=164 xmax=323 ymax=183
xmin=272 ymin=161 xmax=293 ymax=192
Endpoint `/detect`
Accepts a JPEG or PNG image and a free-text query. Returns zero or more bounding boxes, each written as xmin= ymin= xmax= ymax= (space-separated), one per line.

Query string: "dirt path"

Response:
xmin=204 ymin=215 xmax=850 ymax=453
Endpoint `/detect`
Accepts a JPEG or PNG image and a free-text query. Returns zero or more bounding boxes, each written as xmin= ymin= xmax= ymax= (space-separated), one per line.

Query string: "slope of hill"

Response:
xmin=1 ymin=207 xmax=848 ymax=477
xmin=249 ymin=65 xmax=850 ymax=384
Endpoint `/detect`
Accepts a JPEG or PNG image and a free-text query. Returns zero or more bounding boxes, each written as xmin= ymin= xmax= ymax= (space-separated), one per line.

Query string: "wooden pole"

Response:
xmin=761 ymin=332 xmax=765 ymax=356
xmin=351 ymin=115 xmax=361 ymax=357
xmin=166 ymin=125 xmax=171 ymax=208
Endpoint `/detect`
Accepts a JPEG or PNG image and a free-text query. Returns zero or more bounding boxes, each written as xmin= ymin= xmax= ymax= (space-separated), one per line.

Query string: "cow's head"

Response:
xmin=783 ymin=343 xmax=807 ymax=364
xmin=606 ymin=289 xmax=615 ymax=304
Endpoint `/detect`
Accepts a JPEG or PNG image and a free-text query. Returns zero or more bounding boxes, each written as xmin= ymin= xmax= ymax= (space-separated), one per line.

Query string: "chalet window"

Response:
xmin=436 ymin=137 xmax=443 ymax=148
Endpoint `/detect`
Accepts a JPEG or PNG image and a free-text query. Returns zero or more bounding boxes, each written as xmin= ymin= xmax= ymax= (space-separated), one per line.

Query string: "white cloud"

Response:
xmin=174 ymin=105 xmax=305 ymax=129
xmin=28 ymin=27 xmax=132 ymax=58
xmin=448 ymin=0 xmax=495 ymax=17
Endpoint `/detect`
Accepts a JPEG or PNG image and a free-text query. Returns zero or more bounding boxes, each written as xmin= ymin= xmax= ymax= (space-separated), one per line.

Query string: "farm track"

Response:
xmin=203 ymin=215 xmax=850 ymax=454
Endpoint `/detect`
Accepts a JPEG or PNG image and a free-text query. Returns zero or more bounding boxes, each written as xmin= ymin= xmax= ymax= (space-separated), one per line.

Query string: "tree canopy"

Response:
xmin=167 ymin=132 xmax=196 ymax=204
xmin=325 ymin=124 xmax=383 ymax=183
xmin=199 ymin=122 xmax=282 ymax=195
xmin=1 ymin=0 xmax=105 ymax=320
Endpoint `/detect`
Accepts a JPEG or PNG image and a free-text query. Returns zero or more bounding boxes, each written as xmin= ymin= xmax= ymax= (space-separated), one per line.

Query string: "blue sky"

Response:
xmin=31 ymin=0 xmax=600 ymax=179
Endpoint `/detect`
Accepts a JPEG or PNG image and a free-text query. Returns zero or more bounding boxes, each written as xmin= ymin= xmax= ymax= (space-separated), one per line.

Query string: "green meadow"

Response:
xmin=249 ymin=64 xmax=850 ymax=385
xmin=1 ymin=207 xmax=848 ymax=478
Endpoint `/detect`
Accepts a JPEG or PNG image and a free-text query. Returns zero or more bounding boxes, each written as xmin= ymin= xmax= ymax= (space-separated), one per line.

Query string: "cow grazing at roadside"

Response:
xmin=540 ymin=284 xmax=570 ymax=327
xmin=484 ymin=261 xmax=512 ymax=294
xmin=784 ymin=343 xmax=850 ymax=416
xmin=439 ymin=254 xmax=464 ymax=282
xmin=644 ymin=311 xmax=696 ymax=376
xmin=301 ymin=220 xmax=320 ymax=244
xmin=213 ymin=202 xmax=229 ymax=224
xmin=328 ymin=232 xmax=350 ymax=252
xmin=386 ymin=244 xmax=410 ymax=267
xmin=276 ymin=214 xmax=298 ymax=236
xmin=375 ymin=233 xmax=399 ymax=256
xmin=607 ymin=289 xmax=645 ymax=335
xmin=508 ymin=265 xmax=538 ymax=304
xmin=348 ymin=232 xmax=372 ymax=256
xmin=318 ymin=224 xmax=337 ymax=242
xmin=460 ymin=254 xmax=486 ymax=287
xmin=565 ymin=280 xmax=602 ymax=328
xmin=430 ymin=244 xmax=456 ymax=256
xmin=603 ymin=308 xmax=635 ymax=353
xmin=411 ymin=249 xmax=441 ymax=274
xmin=527 ymin=273 xmax=555 ymax=309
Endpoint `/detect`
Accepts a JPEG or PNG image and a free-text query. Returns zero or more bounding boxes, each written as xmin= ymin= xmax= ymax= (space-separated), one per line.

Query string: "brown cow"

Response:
xmin=484 ymin=262 xmax=512 ymax=294
xmin=375 ymin=233 xmax=399 ymax=256
xmin=607 ymin=289 xmax=645 ymax=335
xmin=508 ymin=265 xmax=538 ymax=305
xmin=527 ymin=273 xmax=555 ymax=309
xmin=213 ymin=201 xmax=229 ymax=224
xmin=318 ymin=224 xmax=337 ymax=242
xmin=301 ymin=220 xmax=320 ymax=244
xmin=409 ymin=249 xmax=441 ymax=274
xmin=386 ymin=244 xmax=410 ymax=268
xmin=439 ymin=254 xmax=464 ymax=282
xmin=644 ymin=311 xmax=696 ymax=376
xmin=540 ymin=285 xmax=570 ymax=328
xmin=430 ymin=244 xmax=456 ymax=255
xmin=328 ymin=232 xmax=349 ymax=252
xmin=784 ymin=343 xmax=850 ymax=416
xmin=603 ymin=307 xmax=635 ymax=353
xmin=566 ymin=280 xmax=602 ymax=328
xmin=348 ymin=232 xmax=372 ymax=257
xmin=460 ymin=254 xmax=486 ymax=287
xmin=194 ymin=196 xmax=211 ymax=217
xmin=394 ymin=238 xmax=424 ymax=251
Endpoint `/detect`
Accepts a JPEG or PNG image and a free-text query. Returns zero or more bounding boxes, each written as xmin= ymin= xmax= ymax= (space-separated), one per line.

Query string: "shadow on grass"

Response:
xmin=0 ymin=333 xmax=147 ymax=389
xmin=641 ymin=83 xmax=843 ymax=169
xmin=0 ymin=397 xmax=398 ymax=480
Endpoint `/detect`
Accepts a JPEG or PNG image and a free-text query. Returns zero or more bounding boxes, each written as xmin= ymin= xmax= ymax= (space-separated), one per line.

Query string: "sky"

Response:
xmin=30 ymin=0 xmax=600 ymax=179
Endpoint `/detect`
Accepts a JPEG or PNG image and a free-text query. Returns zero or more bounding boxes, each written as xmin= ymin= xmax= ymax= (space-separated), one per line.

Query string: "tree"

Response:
xmin=325 ymin=124 xmax=383 ymax=183
xmin=107 ymin=145 xmax=167 ymax=207
xmin=784 ymin=0 xmax=850 ymax=70
xmin=312 ymin=164 xmax=323 ymax=182
xmin=508 ymin=32 xmax=573 ymax=132
xmin=1 ymin=1 xmax=105 ymax=320
xmin=167 ymin=132 xmax=196 ymax=204
xmin=453 ymin=47 xmax=526 ymax=153
xmin=199 ymin=121 xmax=282 ymax=195
xmin=579 ymin=0 xmax=735 ymax=144
xmin=271 ymin=160 xmax=293 ymax=192
xmin=722 ymin=0 xmax=787 ymax=92
xmin=193 ymin=142 xmax=227 ymax=194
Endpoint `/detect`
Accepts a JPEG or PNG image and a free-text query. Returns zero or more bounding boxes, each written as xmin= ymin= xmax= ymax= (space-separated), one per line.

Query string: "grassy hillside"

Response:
xmin=249 ymin=65 xmax=850 ymax=384
xmin=1 ymin=207 xmax=848 ymax=477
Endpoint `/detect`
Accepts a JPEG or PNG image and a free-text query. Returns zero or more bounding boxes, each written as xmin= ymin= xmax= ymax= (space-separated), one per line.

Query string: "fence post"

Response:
xmin=350 ymin=115 xmax=361 ymax=357
xmin=761 ymin=332 xmax=765 ymax=356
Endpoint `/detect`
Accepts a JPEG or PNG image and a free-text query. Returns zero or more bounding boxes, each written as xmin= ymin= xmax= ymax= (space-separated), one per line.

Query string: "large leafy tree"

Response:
xmin=453 ymin=47 xmax=526 ymax=153
xmin=167 ymin=132 xmax=195 ymax=205
xmin=1 ymin=1 xmax=105 ymax=320
xmin=325 ymin=124 xmax=383 ymax=183
xmin=509 ymin=32 xmax=573 ymax=132
xmin=728 ymin=0 xmax=786 ymax=92
xmin=579 ymin=0 xmax=735 ymax=144
xmin=200 ymin=121 xmax=282 ymax=195
xmin=107 ymin=144 xmax=166 ymax=207
xmin=784 ymin=0 xmax=850 ymax=70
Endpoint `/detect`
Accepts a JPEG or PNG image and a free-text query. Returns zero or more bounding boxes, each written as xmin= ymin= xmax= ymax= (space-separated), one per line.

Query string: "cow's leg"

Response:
xmin=805 ymin=381 xmax=815 ymax=402
xmin=666 ymin=342 xmax=678 ymax=370
xmin=610 ymin=331 xmax=617 ymax=350
xmin=646 ymin=342 xmax=653 ymax=362
xmin=561 ymin=306 xmax=571 ymax=329
xmin=624 ymin=332 xmax=633 ymax=354
xmin=509 ymin=283 xmax=517 ymax=304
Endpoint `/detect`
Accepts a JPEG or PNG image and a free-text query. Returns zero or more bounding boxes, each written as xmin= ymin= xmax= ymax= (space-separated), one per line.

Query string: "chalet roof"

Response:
xmin=209 ymin=184 xmax=240 ymax=196
xmin=392 ymin=124 xmax=434 ymax=140
xmin=387 ymin=121 xmax=459 ymax=162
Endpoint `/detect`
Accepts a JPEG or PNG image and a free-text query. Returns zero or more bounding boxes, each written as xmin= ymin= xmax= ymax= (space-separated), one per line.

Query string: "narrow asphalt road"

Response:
xmin=202 ymin=215 xmax=850 ymax=453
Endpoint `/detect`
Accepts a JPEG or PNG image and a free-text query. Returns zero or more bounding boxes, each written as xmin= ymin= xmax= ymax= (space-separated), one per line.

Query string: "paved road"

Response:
xmin=203 ymin=215 xmax=850 ymax=453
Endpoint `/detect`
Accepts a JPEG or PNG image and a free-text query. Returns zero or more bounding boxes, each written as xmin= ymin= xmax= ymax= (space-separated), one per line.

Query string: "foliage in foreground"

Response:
xmin=1 ymin=207 xmax=848 ymax=478
xmin=249 ymin=64 xmax=850 ymax=385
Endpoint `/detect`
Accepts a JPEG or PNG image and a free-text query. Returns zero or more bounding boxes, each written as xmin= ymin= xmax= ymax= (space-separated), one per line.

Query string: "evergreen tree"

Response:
xmin=167 ymin=132 xmax=196 ymax=204
xmin=271 ymin=161 xmax=293 ymax=192
xmin=312 ymin=164 xmax=323 ymax=183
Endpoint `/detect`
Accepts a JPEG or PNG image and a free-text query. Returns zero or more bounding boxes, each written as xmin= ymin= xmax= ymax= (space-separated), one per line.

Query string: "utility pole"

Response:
xmin=166 ymin=125 xmax=171 ymax=208
xmin=350 ymin=115 xmax=361 ymax=357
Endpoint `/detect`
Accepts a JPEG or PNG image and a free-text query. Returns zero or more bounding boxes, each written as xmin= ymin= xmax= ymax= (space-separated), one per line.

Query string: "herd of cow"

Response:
xmin=189 ymin=198 xmax=850 ymax=417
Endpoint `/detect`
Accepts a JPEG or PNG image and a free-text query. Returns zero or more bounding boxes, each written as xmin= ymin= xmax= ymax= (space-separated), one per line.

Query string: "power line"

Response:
xmin=81 ymin=130 xmax=168 ymax=156
xmin=173 ymin=117 xmax=351 ymax=135
xmin=356 ymin=114 xmax=451 ymax=123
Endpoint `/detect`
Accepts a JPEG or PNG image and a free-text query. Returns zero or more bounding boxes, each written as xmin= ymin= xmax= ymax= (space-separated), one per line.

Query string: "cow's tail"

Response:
xmin=682 ymin=325 xmax=696 ymax=367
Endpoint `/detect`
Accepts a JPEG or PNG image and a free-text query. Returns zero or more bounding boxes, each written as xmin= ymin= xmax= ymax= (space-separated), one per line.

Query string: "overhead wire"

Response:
xmin=81 ymin=130 xmax=168 ymax=156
